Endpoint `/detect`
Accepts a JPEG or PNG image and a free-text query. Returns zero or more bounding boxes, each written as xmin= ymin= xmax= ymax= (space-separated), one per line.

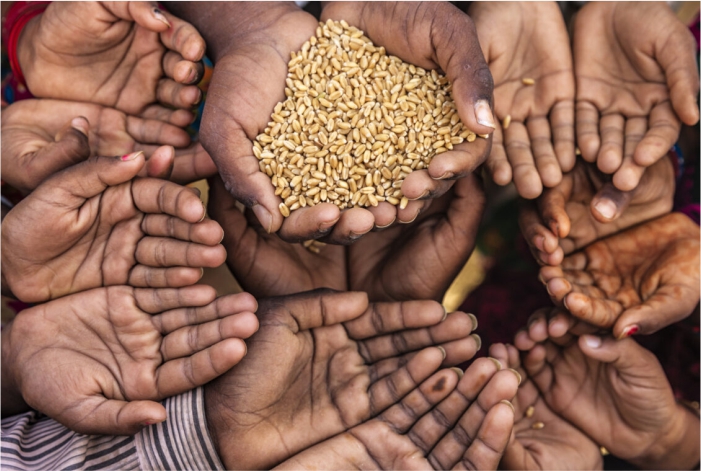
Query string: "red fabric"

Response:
xmin=4 ymin=2 xmax=50 ymax=87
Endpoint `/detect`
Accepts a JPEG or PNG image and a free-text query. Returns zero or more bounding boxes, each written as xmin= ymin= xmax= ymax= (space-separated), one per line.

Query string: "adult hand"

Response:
xmin=321 ymin=2 xmax=494 ymax=206
xmin=275 ymin=356 xmax=519 ymax=471
xmin=574 ymin=1 xmax=699 ymax=191
xmin=1 ymin=285 xmax=258 ymax=435
xmin=519 ymin=156 xmax=674 ymax=265
xmin=517 ymin=327 xmax=700 ymax=470
xmin=1 ymin=150 xmax=226 ymax=303
xmin=539 ymin=213 xmax=700 ymax=338
xmin=470 ymin=1 xmax=575 ymax=199
xmin=490 ymin=343 xmax=602 ymax=470
xmin=1 ymin=99 xmax=216 ymax=192
xmin=204 ymin=289 xmax=482 ymax=469
xmin=18 ymin=1 xmax=205 ymax=115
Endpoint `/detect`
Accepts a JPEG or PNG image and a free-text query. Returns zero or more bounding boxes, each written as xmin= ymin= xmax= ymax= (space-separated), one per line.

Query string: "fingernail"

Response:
xmin=538 ymin=273 xmax=546 ymax=285
xmin=508 ymin=368 xmax=522 ymax=385
xmin=142 ymin=420 xmax=156 ymax=427
xmin=594 ymin=199 xmax=617 ymax=220
xmin=375 ymin=217 xmax=396 ymax=230
xmin=198 ymin=202 xmax=207 ymax=223
xmin=408 ymin=190 xmax=430 ymax=201
xmin=198 ymin=267 xmax=204 ymax=280
xmin=545 ymin=282 xmax=554 ymax=297
xmin=71 ymin=116 xmax=89 ymax=136
xmin=488 ymin=357 xmax=502 ymax=370
xmin=435 ymin=171 xmax=454 ymax=180
xmin=467 ymin=313 xmax=478 ymax=331
xmin=252 ymin=204 xmax=273 ymax=233
xmin=193 ymin=89 xmax=203 ymax=105
xmin=399 ymin=211 xmax=420 ymax=225
xmin=617 ymin=325 xmax=639 ymax=340
xmin=319 ymin=217 xmax=340 ymax=231
xmin=441 ymin=305 xmax=448 ymax=321
xmin=437 ymin=346 xmax=447 ymax=360
xmin=121 ymin=151 xmax=143 ymax=161
xmin=471 ymin=333 xmax=482 ymax=351
xmin=584 ymin=335 xmax=602 ymax=348
xmin=563 ymin=294 xmax=570 ymax=310
xmin=474 ymin=99 xmax=496 ymax=129
xmin=451 ymin=367 xmax=464 ymax=379
xmin=187 ymin=67 xmax=197 ymax=84
xmin=152 ymin=8 xmax=171 ymax=27
xmin=499 ymin=399 xmax=515 ymax=413
xmin=219 ymin=230 xmax=225 ymax=244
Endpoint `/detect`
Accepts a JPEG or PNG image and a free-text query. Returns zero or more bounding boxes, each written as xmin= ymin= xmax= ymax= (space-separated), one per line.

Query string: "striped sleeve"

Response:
xmin=1 ymin=388 xmax=224 ymax=470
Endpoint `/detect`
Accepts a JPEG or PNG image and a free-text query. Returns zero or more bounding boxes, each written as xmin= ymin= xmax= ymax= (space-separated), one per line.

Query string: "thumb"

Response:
xmin=591 ymin=182 xmax=633 ymax=223
xmin=102 ymin=1 xmax=173 ymax=31
xmin=66 ymin=398 xmax=166 ymax=436
xmin=577 ymin=335 xmax=653 ymax=372
xmin=144 ymin=145 xmax=175 ymax=180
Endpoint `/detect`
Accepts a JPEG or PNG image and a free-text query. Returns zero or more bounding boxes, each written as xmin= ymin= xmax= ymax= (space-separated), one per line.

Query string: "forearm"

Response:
xmin=164 ymin=1 xmax=302 ymax=61
xmin=1 ymin=322 xmax=29 ymax=417
xmin=633 ymin=405 xmax=700 ymax=470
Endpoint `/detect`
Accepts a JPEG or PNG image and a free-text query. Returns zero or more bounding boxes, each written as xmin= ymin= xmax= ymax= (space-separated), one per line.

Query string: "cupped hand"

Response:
xmin=539 ymin=213 xmax=699 ymax=338
xmin=0 ymin=98 xmax=217 ymax=192
xmin=516 ymin=327 xmax=700 ymax=469
xmin=470 ymin=1 xmax=575 ymax=199
xmin=1 ymin=150 xmax=226 ymax=303
xmin=204 ymin=289 xmax=481 ymax=469
xmin=490 ymin=343 xmax=603 ymax=470
xmin=574 ymin=1 xmax=699 ymax=191
xmin=519 ymin=156 xmax=674 ymax=265
xmin=2 ymin=285 xmax=258 ymax=435
xmin=18 ymin=1 xmax=205 ymax=115
xmin=275 ymin=357 xmax=519 ymax=471
xmin=321 ymin=2 xmax=494 ymax=206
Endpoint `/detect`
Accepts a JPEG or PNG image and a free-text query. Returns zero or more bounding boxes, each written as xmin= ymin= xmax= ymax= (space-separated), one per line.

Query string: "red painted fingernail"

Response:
xmin=617 ymin=325 xmax=639 ymax=340
xmin=142 ymin=420 xmax=155 ymax=426
xmin=121 ymin=151 xmax=143 ymax=161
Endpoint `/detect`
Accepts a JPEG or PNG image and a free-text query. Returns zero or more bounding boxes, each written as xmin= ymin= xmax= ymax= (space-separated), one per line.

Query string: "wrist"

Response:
xmin=632 ymin=404 xmax=700 ymax=470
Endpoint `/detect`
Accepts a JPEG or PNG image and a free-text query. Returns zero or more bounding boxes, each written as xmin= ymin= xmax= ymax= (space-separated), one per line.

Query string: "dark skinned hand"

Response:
xmin=1 ymin=150 xmax=226 ymax=303
xmin=18 ymin=1 xmax=205 ymax=115
xmin=574 ymin=1 xmax=699 ymax=192
xmin=275 ymin=356 xmax=519 ymax=471
xmin=469 ymin=1 xmax=575 ymax=199
xmin=519 ymin=156 xmax=674 ymax=266
xmin=204 ymin=289 xmax=482 ymax=469
xmin=539 ymin=213 xmax=699 ymax=338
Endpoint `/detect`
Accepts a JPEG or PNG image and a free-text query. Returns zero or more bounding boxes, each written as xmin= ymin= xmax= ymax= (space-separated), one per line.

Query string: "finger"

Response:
xmin=657 ymin=25 xmax=700 ymax=126
xmin=401 ymin=169 xmax=454 ymax=201
xmin=126 ymin=115 xmax=191 ymax=148
xmin=484 ymin=124 xmax=512 ymax=186
xmin=544 ymin=276 xmax=573 ymax=305
xmin=128 ymin=265 xmax=204 ymax=288
xmin=157 ymin=9 xmax=207 ymax=62
xmin=154 ymin=292 xmax=258 ymax=334
xmin=518 ymin=203 xmax=562 ymax=265
xmin=577 ymin=335 xmax=664 ymax=373
xmin=527 ymin=115 xmax=562 ymax=188
xmin=397 ymin=199 xmax=425 ymax=224
xmin=345 ymin=300 xmax=447 ymax=340
xmin=140 ymin=105 xmax=195 ymax=127
xmin=132 ymin=177 xmax=206 ymax=222
xmin=505 ymin=121 xmax=542 ymax=199
xmin=596 ymin=114 xmax=625 ymax=174
xmin=138 ymin=143 xmax=218 ymax=184
xmin=526 ymin=309 xmax=550 ymax=344
xmin=564 ymin=292 xmax=623 ymax=328
xmin=141 ymin=215 xmax=224 ymax=245
xmin=427 ymin=138 xmax=492 ymax=182
xmin=611 ymin=116 xmax=648 ymax=192
xmin=163 ymin=51 xmax=204 ymax=85
xmin=366 ymin=202 xmax=397 ymax=230
xmin=318 ymin=207 xmax=375 ymax=245
xmin=260 ymin=290 xmax=369 ymax=331
xmin=538 ymin=172 xmax=573 ymax=239
xmin=575 ymin=101 xmax=600 ymax=163
xmin=142 ymin=144 xmax=175 ymax=180
xmin=276 ymin=204 xmax=342 ymax=242
xmin=160 ymin=311 xmax=258 ymax=360
xmin=107 ymin=2 xmax=172 ymax=32
xmin=14 ymin=116 xmax=91 ymax=192
xmin=550 ymin=100 xmax=576 ymax=173
xmin=133 ymin=285 xmax=217 ymax=314
xmin=156 ymin=78 xmax=202 ymax=109
xmin=155 ymin=338 xmax=248 ymax=397
xmin=135 ymin=237 xmax=226 ymax=268
xmin=60 ymin=397 xmax=166 ymax=435
xmin=454 ymin=402 xmax=514 ymax=470
xmin=521 ymin=343 xmax=552 ymax=392
xmin=590 ymin=182 xmax=633 ymax=223
xmin=633 ymin=101 xmax=681 ymax=168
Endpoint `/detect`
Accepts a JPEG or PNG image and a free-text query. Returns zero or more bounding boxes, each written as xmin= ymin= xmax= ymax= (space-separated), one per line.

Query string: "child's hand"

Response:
xmin=515 ymin=318 xmax=700 ymax=470
xmin=470 ymin=1 xmax=575 ymax=199
xmin=519 ymin=156 xmax=674 ymax=266
xmin=18 ymin=2 xmax=205 ymax=115
xmin=539 ymin=212 xmax=699 ymax=338
xmin=574 ymin=2 xmax=699 ymax=191
xmin=1 ymin=99 xmax=217 ymax=192
xmin=2 ymin=150 xmax=226 ymax=303
xmin=2 ymin=285 xmax=258 ymax=435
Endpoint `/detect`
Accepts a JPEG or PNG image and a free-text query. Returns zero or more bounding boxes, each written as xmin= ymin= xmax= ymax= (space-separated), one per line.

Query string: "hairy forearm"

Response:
xmin=164 ymin=1 xmax=302 ymax=62
xmin=1 ymin=322 xmax=29 ymax=417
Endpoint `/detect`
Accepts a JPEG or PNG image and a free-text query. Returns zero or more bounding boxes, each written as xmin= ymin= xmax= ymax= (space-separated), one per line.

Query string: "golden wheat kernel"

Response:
xmin=522 ymin=77 xmax=535 ymax=86
xmin=502 ymin=115 xmax=512 ymax=130
xmin=279 ymin=202 xmax=291 ymax=217
xmin=399 ymin=196 xmax=409 ymax=209
xmin=531 ymin=422 xmax=545 ymax=430
xmin=525 ymin=406 xmax=535 ymax=418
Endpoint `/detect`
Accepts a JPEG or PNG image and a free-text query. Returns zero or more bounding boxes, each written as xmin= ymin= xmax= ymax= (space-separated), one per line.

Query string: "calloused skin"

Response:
xmin=274 ymin=357 xmax=519 ymax=471
xmin=469 ymin=1 xmax=575 ymax=199
xmin=574 ymin=2 xmax=699 ymax=192
xmin=519 ymin=156 xmax=674 ymax=266
xmin=539 ymin=212 xmax=700 ymax=338
xmin=208 ymin=173 xmax=486 ymax=304
xmin=204 ymin=289 xmax=485 ymax=470
xmin=1 ymin=285 xmax=259 ymax=436
xmin=489 ymin=343 xmax=602 ymax=471
xmin=1 ymin=99 xmax=217 ymax=192
xmin=169 ymin=2 xmax=492 ymax=243
xmin=1 ymin=151 xmax=226 ymax=303
xmin=18 ymin=1 xmax=205 ymax=115
xmin=514 ymin=313 xmax=700 ymax=470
